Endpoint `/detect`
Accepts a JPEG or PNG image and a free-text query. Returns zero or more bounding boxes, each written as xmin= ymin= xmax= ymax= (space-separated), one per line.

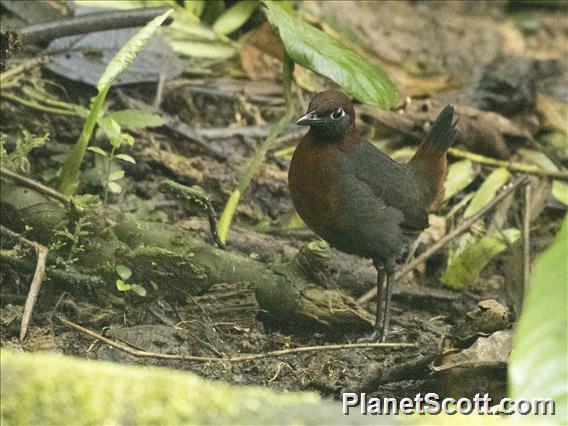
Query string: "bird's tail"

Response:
xmin=409 ymin=105 xmax=458 ymax=209
xmin=411 ymin=105 xmax=457 ymax=162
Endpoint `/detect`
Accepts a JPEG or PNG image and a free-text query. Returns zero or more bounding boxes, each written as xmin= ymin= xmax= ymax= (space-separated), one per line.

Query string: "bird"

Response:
xmin=288 ymin=90 xmax=458 ymax=341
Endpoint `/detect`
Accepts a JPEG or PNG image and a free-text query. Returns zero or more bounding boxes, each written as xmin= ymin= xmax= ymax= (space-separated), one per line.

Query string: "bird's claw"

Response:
xmin=357 ymin=329 xmax=385 ymax=343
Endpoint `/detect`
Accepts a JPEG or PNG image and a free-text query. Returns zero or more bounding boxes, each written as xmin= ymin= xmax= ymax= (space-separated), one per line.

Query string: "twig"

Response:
xmin=58 ymin=316 xmax=414 ymax=363
xmin=523 ymin=182 xmax=531 ymax=295
xmin=448 ymin=148 xmax=568 ymax=181
xmin=358 ymin=346 xmax=441 ymax=392
xmin=17 ymin=7 xmax=173 ymax=45
xmin=357 ymin=176 xmax=528 ymax=305
xmin=0 ymin=226 xmax=48 ymax=340
xmin=159 ymin=179 xmax=224 ymax=248
xmin=0 ymin=167 xmax=73 ymax=208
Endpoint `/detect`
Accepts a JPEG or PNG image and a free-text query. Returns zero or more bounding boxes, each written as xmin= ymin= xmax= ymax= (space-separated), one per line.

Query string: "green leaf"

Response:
xmin=463 ymin=167 xmax=511 ymax=218
xmin=519 ymin=148 xmax=568 ymax=206
xmin=130 ymin=284 xmax=147 ymax=297
xmin=552 ymin=181 xmax=568 ymax=206
xmin=107 ymin=109 xmax=164 ymax=130
xmin=108 ymin=181 xmax=122 ymax=194
xmin=185 ymin=0 xmax=205 ymax=17
xmin=443 ymin=160 xmax=477 ymax=201
xmin=263 ymin=1 xmax=398 ymax=109
xmin=212 ymin=1 xmax=259 ymax=35
xmin=87 ymin=146 xmax=108 ymax=158
xmin=97 ymin=117 xmax=121 ymax=139
xmin=115 ymin=279 xmax=131 ymax=292
xmin=109 ymin=170 xmax=125 ymax=181
xmin=509 ymin=217 xmax=567 ymax=423
xmin=441 ymin=228 xmax=521 ymax=288
xmin=169 ymin=40 xmax=236 ymax=59
xmin=115 ymin=264 xmax=132 ymax=281
xmin=115 ymin=154 xmax=136 ymax=164
xmin=97 ymin=9 xmax=173 ymax=92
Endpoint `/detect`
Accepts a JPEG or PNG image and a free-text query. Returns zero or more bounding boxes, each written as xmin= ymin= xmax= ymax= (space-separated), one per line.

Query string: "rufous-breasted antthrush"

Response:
xmin=289 ymin=90 xmax=457 ymax=341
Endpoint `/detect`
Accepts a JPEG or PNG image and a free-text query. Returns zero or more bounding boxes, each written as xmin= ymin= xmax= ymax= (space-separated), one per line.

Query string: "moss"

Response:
xmin=0 ymin=350 xmax=357 ymax=425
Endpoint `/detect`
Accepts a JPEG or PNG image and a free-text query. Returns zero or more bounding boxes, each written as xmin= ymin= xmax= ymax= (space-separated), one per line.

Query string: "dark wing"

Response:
xmin=331 ymin=174 xmax=406 ymax=264
xmin=339 ymin=141 xmax=430 ymax=231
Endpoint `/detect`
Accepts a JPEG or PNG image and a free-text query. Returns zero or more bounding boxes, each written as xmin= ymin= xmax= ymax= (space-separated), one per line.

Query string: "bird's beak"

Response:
xmin=296 ymin=110 xmax=323 ymax=126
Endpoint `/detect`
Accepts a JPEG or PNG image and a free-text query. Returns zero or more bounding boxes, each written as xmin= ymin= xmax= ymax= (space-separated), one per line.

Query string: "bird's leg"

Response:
xmin=358 ymin=262 xmax=386 ymax=343
xmin=378 ymin=270 xmax=395 ymax=342
xmin=374 ymin=266 xmax=386 ymax=330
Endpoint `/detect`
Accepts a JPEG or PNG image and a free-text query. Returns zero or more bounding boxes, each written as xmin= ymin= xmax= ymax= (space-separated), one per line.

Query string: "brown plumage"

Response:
xmin=289 ymin=90 xmax=458 ymax=341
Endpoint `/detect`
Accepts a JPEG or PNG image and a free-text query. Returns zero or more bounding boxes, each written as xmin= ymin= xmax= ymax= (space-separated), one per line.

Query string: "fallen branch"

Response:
xmin=58 ymin=316 xmax=415 ymax=363
xmin=357 ymin=175 xmax=528 ymax=305
xmin=448 ymin=148 xmax=568 ymax=181
xmin=1 ymin=167 xmax=72 ymax=208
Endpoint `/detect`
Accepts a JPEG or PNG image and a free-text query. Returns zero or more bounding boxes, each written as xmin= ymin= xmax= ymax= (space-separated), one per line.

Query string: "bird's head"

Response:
xmin=296 ymin=90 xmax=356 ymax=142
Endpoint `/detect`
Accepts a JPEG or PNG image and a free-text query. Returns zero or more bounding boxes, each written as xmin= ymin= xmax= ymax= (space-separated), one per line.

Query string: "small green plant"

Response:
xmin=0 ymin=131 xmax=49 ymax=173
xmin=87 ymin=117 xmax=136 ymax=204
xmin=51 ymin=216 xmax=92 ymax=264
xmin=115 ymin=265 xmax=146 ymax=297
xmin=57 ymin=9 xmax=172 ymax=196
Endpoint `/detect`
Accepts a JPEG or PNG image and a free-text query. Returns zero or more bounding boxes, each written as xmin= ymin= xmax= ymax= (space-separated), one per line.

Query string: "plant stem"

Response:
xmin=57 ymin=87 xmax=109 ymax=196
xmin=217 ymin=55 xmax=296 ymax=243
xmin=103 ymin=147 xmax=116 ymax=206
xmin=448 ymin=147 xmax=568 ymax=181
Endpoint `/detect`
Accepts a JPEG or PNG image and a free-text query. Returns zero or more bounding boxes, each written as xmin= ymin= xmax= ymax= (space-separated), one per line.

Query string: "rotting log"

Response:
xmin=114 ymin=217 xmax=373 ymax=330
xmin=0 ymin=183 xmax=373 ymax=331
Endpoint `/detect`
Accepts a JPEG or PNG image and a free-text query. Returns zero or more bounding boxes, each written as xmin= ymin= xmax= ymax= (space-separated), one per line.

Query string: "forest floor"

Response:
xmin=1 ymin=0 xmax=566 ymax=404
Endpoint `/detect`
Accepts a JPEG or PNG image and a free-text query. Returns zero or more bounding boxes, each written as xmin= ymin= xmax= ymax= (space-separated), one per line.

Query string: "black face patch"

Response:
xmin=308 ymin=109 xmax=351 ymax=142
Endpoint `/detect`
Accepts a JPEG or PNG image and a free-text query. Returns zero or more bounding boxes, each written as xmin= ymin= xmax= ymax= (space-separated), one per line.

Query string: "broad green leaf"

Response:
xmin=108 ymin=181 xmax=122 ymax=194
xmin=463 ymin=167 xmax=511 ymax=218
xmin=552 ymin=181 xmax=568 ymax=206
xmin=263 ymin=1 xmax=398 ymax=108
xmin=87 ymin=146 xmax=108 ymax=158
xmin=443 ymin=160 xmax=477 ymax=201
xmin=130 ymin=284 xmax=147 ymax=297
xmin=169 ymin=40 xmax=236 ymax=58
xmin=115 ymin=154 xmax=136 ymax=164
xmin=115 ymin=264 xmax=132 ymax=281
xmin=97 ymin=9 xmax=173 ymax=92
xmin=109 ymin=170 xmax=125 ymax=181
xmin=115 ymin=279 xmax=131 ymax=292
xmin=509 ymin=217 xmax=567 ymax=423
xmin=107 ymin=109 xmax=164 ymax=130
xmin=212 ymin=1 xmax=259 ymax=35
xmin=442 ymin=228 xmax=521 ymax=288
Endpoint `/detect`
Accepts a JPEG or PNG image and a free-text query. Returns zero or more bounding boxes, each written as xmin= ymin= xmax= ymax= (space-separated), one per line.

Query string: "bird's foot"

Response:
xmin=357 ymin=329 xmax=386 ymax=343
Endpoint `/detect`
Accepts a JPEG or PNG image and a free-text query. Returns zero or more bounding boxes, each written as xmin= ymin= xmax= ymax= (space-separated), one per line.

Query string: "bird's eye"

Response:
xmin=331 ymin=107 xmax=345 ymax=120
